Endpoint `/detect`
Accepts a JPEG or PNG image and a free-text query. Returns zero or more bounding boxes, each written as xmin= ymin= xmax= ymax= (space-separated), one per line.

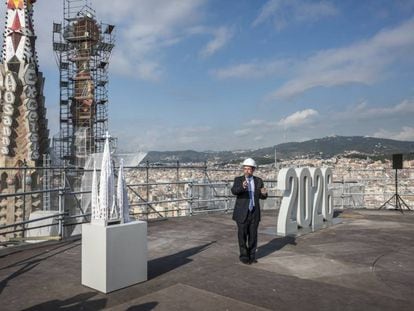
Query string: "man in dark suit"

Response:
xmin=231 ymin=158 xmax=268 ymax=264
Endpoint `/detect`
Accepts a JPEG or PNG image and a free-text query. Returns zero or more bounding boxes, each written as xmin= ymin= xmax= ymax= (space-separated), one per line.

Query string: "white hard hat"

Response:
xmin=243 ymin=158 xmax=257 ymax=168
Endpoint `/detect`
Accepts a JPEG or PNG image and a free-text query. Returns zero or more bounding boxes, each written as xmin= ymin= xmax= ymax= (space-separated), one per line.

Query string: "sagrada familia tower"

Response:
xmin=0 ymin=0 xmax=49 ymax=230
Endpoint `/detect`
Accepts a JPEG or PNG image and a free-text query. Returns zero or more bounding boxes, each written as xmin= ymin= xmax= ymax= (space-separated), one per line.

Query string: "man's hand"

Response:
xmin=242 ymin=180 xmax=248 ymax=189
xmin=261 ymin=187 xmax=267 ymax=195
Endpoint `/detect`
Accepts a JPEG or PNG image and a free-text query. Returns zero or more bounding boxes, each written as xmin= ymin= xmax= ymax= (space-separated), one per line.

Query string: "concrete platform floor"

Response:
xmin=0 ymin=209 xmax=414 ymax=311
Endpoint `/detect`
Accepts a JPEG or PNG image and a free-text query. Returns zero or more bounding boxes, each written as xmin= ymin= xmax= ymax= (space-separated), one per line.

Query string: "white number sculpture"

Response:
xmin=321 ymin=167 xmax=334 ymax=222
xmin=277 ymin=167 xmax=334 ymax=236
xmin=310 ymin=168 xmax=324 ymax=230
xmin=276 ymin=168 xmax=298 ymax=236
xmin=295 ymin=168 xmax=312 ymax=228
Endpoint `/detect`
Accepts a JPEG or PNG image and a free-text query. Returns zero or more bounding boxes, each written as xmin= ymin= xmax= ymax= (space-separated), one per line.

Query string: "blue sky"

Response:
xmin=2 ymin=0 xmax=414 ymax=152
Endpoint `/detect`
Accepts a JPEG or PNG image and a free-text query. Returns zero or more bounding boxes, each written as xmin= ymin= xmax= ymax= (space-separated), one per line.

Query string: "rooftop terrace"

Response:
xmin=0 ymin=209 xmax=414 ymax=310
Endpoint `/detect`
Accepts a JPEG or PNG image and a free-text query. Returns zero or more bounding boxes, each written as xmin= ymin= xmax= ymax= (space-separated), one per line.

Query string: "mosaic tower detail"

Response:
xmin=0 ymin=0 xmax=49 ymax=167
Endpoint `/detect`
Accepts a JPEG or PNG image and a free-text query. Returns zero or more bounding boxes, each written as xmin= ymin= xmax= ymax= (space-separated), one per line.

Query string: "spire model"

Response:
xmin=98 ymin=132 xmax=114 ymax=221
xmin=117 ymin=159 xmax=130 ymax=223
xmin=91 ymin=162 xmax=99 ymax=219
xmin=91 ymin=133 xmax=131 ymax=225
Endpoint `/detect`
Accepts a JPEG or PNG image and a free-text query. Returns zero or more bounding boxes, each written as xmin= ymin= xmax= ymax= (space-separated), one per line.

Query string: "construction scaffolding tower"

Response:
xmin=52 ymin=0 xmax=115 ymax=167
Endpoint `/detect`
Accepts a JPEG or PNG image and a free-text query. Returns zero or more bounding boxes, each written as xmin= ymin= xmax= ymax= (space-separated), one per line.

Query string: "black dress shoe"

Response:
xmin=240 ymin=258 xmax=250 ymax=265
xmin=249 ymin=259 xmax=258 ymax=264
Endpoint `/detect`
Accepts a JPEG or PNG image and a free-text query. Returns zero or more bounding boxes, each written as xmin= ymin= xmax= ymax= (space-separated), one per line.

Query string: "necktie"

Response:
xmin=247 ymin=177 xmax=254 ymax=211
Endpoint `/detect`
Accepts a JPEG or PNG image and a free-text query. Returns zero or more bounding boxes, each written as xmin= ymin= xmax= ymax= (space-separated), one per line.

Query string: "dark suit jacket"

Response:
xmin=231 ymin=175 xmax=268 ymax=223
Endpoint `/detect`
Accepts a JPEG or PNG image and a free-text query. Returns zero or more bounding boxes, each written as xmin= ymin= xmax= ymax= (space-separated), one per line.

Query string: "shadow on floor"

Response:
xmin=0 ymin=241 xmax=80 ymax=271
xmin=148 ymin=241 xmax=216 ymax=280
xmin=22 ymin=292 xmax=107 ymax=311
xmin=0 ymin=242 xmax=80 ymax=295
xmin=0 ymin=237 xmax=81 ymax=260
xmin=126 ymin=302 xmax=159 ymax=311
xmin=256 ymin=236 xmax=296 ymax=259
xmin=0 ymin=261 xmax=39 ymax=295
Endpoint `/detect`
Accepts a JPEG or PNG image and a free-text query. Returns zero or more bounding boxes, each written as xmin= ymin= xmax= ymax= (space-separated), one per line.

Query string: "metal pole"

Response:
xmin=146 ymin=160 xmax=149 ymax=221
xmin=395 ymin=169 xmax=398 ymax=209
xmin=58 ymin=188 xmax=63 ymax=238
xmin=59 ymin=163 xmax=66 ymax=239
xmin=176 ymin=160 xmax=179 ymax=217
xmin=22 ymin=161 xmax=27 ymax=237
xmin=188 ymin=182 xmax=193 ymax=216
xmin=382 ymin=168 xmax=387 ymax=205
xmin=225 ymin=182 xmax=229 ymax=213
xmin=204 ymin=161 xmax=207 ymax=211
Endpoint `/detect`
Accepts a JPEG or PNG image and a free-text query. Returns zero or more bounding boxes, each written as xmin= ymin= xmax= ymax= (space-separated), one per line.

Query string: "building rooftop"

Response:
xmin=0 ymin=209 xmax=414 ymax=310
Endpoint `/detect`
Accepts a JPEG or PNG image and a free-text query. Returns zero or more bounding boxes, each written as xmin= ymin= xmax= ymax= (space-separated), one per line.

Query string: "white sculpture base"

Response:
xmin=81 ymin=220 xmax=147 ymax=293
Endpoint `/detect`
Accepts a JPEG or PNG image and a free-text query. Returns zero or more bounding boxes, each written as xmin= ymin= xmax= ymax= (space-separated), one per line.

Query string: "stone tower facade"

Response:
xmin=0 ymin=0 xmax=49 ymax=235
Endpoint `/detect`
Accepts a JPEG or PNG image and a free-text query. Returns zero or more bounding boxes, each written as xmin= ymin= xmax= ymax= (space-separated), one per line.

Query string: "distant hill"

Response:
xmin=142 ymin=136 xmax=414 ymax=164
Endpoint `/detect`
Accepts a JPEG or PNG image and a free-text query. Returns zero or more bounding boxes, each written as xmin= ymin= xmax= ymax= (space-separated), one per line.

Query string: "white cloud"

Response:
xmin=97 ymin=1 xmax=233 ymax=74
xmin=232 ymin=119 xmax=277 ymax=141
xmin=270 ymin=18 xmax=414 ymax=99
xmin=373 ymin=127 xmax=414 ymax=141
xmin=182 ymin=126 xmax=212 ymax=134
xmin=115 ymin=124 xmax=214 ymax=151
xmin=253 ymin=0 xmax=338 ymax=30
xmin=110 ymin=49 xmax=163 ymax=81
xmin=199 ymin=26 xmax=234 ymax=58
xmin=212 ymin=59 xmax=291 ymax=79
xmin=234 ymin=128 xmax=253 ymax=137
xmin=335 ymin=99 xmax=414 ymax=120
xmin=278 ymin=109 xmax=319 ymax=128
xmin=95 ymin=0 xmax=208 ymax=79
xmin=360 ymin=99 xmax=414 ymax=117
xmin=247 ymin=119 xmax=267 ymax=126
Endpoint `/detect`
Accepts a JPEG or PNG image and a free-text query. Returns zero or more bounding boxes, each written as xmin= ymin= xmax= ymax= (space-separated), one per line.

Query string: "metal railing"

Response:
xmin=332 ymin=167 xmax=414 ymax=209
xmin=0 ymin=164 xmax=413 ymax=246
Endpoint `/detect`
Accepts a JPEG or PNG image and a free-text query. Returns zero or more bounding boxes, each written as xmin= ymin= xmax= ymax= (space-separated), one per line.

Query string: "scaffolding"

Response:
xmin=52 ymin=0 xmax=115 ymax=167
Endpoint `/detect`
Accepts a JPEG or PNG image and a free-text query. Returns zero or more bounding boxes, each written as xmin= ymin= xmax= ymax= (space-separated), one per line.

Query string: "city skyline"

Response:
xmin=1 ymin=0 xmax=413 ymax=152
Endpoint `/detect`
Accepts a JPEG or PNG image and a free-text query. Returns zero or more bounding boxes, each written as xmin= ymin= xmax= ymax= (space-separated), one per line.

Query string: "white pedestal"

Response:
xmin=81 ymin=220 xmax=147 ymax=293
